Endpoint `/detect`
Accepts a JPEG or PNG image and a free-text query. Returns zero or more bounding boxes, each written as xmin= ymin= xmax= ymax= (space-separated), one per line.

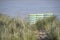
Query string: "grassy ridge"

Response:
xmin=0 ymin=14 xmax=60 ymax=40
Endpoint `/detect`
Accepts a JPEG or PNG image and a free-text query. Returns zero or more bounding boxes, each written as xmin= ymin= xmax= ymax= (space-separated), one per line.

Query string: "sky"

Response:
xmin=0 ymin=0 xmax=60 ymax=18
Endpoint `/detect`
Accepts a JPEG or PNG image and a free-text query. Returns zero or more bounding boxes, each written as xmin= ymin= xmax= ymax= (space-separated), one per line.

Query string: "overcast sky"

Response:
xmin=0 ymin=0 xmax=60 ymax=18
